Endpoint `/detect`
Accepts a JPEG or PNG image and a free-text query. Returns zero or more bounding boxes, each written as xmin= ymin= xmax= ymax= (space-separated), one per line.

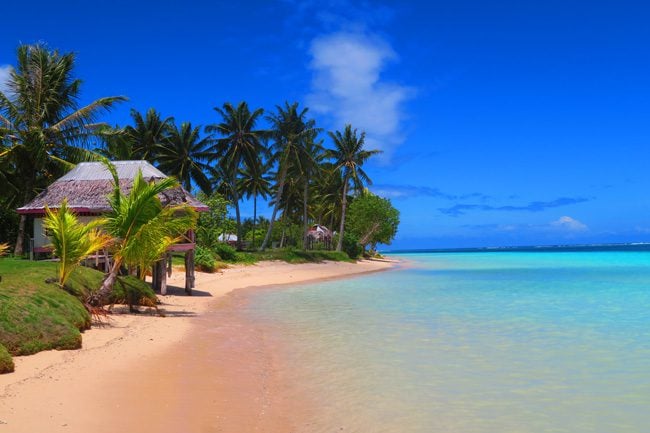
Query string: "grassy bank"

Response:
xmin=0 ymin=258 xmax=154 ymax=373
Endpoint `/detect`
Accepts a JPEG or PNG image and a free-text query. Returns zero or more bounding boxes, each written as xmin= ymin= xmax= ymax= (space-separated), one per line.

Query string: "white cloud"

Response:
xmin=306 ymin=31 xmax=412 ymax=161
xmin=0 ymin=65 xmax=12 ymax=95
xmin=550 ymin=216 xmax=588 ymax=232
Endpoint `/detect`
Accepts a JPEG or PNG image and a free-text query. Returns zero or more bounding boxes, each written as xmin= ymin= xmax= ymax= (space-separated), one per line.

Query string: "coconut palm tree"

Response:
xmin=238 ymin=157 xmax=273 ymax=249
xmin=87 ymin=161 xmax=196 ymax=307
xmin=206 ymin=102 xmax=267 ymax=250
xmin=156 ymin=122 xmax=213 ymax=194
xmin=124 ymin=108 xmax=174 ymax=161
xmin=0 ymin=43 xmax=126 ymax=255
xmin=327 ymin=124 xmax=382 ymax=252
xmin=259 ymin=102 xmax=320 ymax=251
xmin=299 ymin=133 xmax=325 ymax=249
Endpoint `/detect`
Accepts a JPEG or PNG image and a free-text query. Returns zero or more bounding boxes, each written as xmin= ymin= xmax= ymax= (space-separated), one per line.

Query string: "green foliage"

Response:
xmin=247 ymin=248 xmax=352 ymax=264
xmin=0 ymin=343 xmax=14 ymax=374
xmin=213 ymin=243 xmax=238 ymax=261
xmin=195 ymin=245 xmax=217 ymax=272
xmin=0 ymin=259 xmax=91 ymax=357
xmin=43 ymin=199 xmax=111 ymax=287
xmin=110 ymin=276 xmax=158 ymax=309
xmin=103 ymin=160 xmax=197 ymax=275
xmin=195 ymin=192 xmax=231 ymax=248
xmin=346 ymin=193 xmax=400 ymax=249
xmin=0 ymin=43 xmax=126 ymax=254
xmin=340 ymin=232 xmax=364 ymax=259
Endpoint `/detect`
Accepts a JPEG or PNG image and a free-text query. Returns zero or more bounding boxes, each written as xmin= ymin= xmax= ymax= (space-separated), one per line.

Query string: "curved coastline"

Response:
xmin=0 ymin=259 xmax=397 ymax=433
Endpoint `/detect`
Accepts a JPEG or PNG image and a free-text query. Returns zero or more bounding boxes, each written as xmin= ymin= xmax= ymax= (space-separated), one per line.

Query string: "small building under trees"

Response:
xmin=17 ymin=161 xmax=208 ymax=293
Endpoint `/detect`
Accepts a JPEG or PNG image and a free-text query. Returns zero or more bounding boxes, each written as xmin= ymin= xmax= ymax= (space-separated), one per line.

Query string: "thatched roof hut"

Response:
xmin=18 ymin=161 xmax=208 ymax=215
xmin=18 ymin=161 xmax=207 ymax=295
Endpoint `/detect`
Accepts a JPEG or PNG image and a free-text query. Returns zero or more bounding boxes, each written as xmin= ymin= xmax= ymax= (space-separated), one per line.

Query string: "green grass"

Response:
xmin=0 ymin=258 xmax=156 ymax=373
xmin=0 ymin=343 xmax=14 ymax=374
xmin=0 ymin=259 xmax=91 ymax=358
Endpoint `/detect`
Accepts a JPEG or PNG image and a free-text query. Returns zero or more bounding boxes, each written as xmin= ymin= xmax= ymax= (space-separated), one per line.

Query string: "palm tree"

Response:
xmin=43 ymin=199 xmax=111 ymax=287
xmin=238 ymin=157 xmax=273 ymax=249
xmin=124 ymin=108 xmax=173 ymax=161
xmin=259 ymin=102 xmax=320 ymax=251
xmin=299 ymin=133 xmax=325 ymax=249
xmin=206 ymin=102 xmax=267 ymax=250
xmin=156 ymin=122 xmax=213 ymax=194
xmin=87 ymin=161 xmax=196 ymax=307
xmin=0 ymin=44 xmax=126 ymax=255
xmin=327 ymin=125 xmax=382 ymax=252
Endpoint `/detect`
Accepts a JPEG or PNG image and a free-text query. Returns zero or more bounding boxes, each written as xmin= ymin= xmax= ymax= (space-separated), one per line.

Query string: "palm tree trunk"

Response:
xmin=14 ymin=214 xmax=26 ymax=256
xmin=14 ymin=185 xmax=33 ymax=256
xmin=252 ymin=194 xmax=257 ymax=250
xmin=302 ymin=178 xmax=309 ymax=250
xmin=279 ymin=211 xmax=287 ymax=248
xmin=260 ymin=162 xmax=288 ymax=251
xmin=232 ymin=183 xmax=243 ymax=251
xmin=88 ymin=258 xmax=122 ymax=307
xmin=336 ymin=177 xmax=349 ymax=252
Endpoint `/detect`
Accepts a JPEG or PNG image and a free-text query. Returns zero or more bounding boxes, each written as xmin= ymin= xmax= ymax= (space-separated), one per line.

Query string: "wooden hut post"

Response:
xmin=160 ymin=259 xmax=168 ymax=295
xmin=185 ymin=229 xmax=195 ymax=295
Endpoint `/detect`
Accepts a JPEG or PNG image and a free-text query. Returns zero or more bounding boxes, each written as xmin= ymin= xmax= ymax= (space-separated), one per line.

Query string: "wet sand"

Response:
xmin=0 ymin=259 xmax=395 ymax=432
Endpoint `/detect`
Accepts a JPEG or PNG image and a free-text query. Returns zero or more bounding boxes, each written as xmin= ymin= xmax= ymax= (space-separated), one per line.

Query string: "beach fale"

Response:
xmin=16 ymin=160 xmax=209 ymax=294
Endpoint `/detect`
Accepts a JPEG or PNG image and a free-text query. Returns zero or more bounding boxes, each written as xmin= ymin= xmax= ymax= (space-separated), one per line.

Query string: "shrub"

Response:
xmin=195 ymin=245 xmax=217 ymax=272
xmin=213 ymin=243 xmax=237 ymax=261
xmin=0 ymin=343 xmax=14 ymax=374
xmin=341 ymin=232 xmax=363 ymax=259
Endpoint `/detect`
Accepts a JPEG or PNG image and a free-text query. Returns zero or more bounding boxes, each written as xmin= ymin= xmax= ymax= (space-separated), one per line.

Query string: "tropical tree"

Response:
xmin=259 ymin=102 xmax=319 ymax=251
xmin=0 ymin=243 xmax=8 ymax=257
xmin=238 ymin=157 xmax=273 ymax=249
xmin=346 ymin=192 xmax=400 ymax=252
xmin=87 ymin=161 xmax=196 ymax=307
xmin=123 ymin=108 xmax=173 ymax=160
xmin=0 ymin=44 xmax=126 ymax=255
xmin=206 ymin=101 xmax=267 ymax=250
xmin=156 ymin=122 xmax=213 ymax=194
xmin=299 ymin=133 xmax=325 ymax=249
xmin=43 ymin=199 xmax=111 ymax=287
xmin=327 ymin=124 xmax=382 ymax=252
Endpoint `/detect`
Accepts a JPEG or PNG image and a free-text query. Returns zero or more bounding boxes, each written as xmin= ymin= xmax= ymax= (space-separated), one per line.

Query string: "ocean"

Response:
xmin=242 ymin=249 xmax=650 ymax=432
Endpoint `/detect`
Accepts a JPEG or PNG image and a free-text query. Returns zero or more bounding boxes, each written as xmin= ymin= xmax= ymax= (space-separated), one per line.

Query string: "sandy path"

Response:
xmin=0 ymin=259 xmax=395 ymax=432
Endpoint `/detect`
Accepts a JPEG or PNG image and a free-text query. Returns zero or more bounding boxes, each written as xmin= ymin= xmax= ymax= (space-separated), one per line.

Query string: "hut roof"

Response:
xmin=17 ymin=161 xmax=209 ymax=215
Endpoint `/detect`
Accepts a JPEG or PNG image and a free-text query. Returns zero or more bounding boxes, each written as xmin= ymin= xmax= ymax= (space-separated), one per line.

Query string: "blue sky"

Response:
xmin=2 ymin=0 xmax=649 ymax=249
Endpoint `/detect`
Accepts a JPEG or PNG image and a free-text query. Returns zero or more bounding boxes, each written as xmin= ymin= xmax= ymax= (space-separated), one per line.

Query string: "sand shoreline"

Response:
xmin=0 ymin=259 xmax=396 ymax=432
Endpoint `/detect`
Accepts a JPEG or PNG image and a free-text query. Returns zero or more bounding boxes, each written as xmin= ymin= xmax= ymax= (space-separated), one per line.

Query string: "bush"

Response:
xmin=213 ymin=243 xmax=237 ymax=261
xmin=0 ymin=343 xmax=14 ymax=374
xmin=195 ymin=245 xmax=217 ymax=272
xmin=341 ymin=233 xmax=363 ymax=259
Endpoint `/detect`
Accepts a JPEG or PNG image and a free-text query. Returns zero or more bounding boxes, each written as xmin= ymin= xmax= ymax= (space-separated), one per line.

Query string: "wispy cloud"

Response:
xmin=464 ymin=216 xmax=589 ymax=234
xmin=0 ymin=65 xmax=12 ymax=95
xmin=439 ymin=197 xmax=590 ymax=217
xmin=371 ymin=184 xmax=490 ymax=201
xmin=306 ymin=30 xmax=413 ymax=161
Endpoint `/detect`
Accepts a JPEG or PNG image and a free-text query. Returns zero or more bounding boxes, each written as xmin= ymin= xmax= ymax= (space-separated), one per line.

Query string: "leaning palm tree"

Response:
xmin=328 ymin=125 xmax=382 ymax=252
xmin=87 ymin=161 xmax=197 ymax=307
xmin=206 ymin=102 xmax=267 ymax=250
xmin=156 ymin=122 xmax=213 ymax=194
xmin=44 ymin=199 xmax=111 ymax=287
xmin=238 ymin=157 xmax=273 ymax=249
xmin=0 ymin=44 xmax=126 ymax=255
xmin=259 ymin=102 xmax=320 ymax=251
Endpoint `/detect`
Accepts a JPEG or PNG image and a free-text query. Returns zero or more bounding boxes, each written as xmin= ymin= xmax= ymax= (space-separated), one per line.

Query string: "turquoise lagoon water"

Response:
xmin=244 ymin=251 xmax=650 ymax=432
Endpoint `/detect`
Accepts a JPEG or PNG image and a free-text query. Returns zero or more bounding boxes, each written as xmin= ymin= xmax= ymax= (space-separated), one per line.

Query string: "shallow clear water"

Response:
xmin=244 ymin=252 xmax=650 ymax=432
